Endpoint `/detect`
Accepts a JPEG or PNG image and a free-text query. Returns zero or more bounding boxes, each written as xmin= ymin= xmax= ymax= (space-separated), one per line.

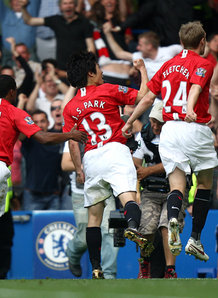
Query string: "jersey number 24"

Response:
xmin=162 ymin=80 xmax=187 ymax=114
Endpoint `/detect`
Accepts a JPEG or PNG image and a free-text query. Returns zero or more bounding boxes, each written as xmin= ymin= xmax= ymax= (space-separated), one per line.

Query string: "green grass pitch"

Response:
xmin=0 ymin=279 xmax=218 ymax=298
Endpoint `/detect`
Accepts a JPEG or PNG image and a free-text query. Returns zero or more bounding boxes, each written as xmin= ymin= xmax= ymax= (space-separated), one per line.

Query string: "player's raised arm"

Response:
xmin=133 ymin=59 xmax=149 ymax=103
xmin=122 ymin=91 xmax=156 ymax=138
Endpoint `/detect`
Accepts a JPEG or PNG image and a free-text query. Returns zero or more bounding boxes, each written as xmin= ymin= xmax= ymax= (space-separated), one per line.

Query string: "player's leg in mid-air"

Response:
xmin=185 ymin=168 xmax=214 ymax=262
xmin=167 ymin=168 xmax=186 ymax=257
xmin=119 ymin=191 xmax=149 ymax=251
xmin=159 ymin=121 xmax=218 ymax=259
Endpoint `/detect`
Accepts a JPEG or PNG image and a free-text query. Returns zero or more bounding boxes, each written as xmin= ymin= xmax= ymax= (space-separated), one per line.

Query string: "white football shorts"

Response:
xmin=0 ymin=161 xmax=11 ymax=217
xmin=83 ymin=142 xmax=137 ymax=207
xmin=159 ymin=121 xmax=218 ymax=176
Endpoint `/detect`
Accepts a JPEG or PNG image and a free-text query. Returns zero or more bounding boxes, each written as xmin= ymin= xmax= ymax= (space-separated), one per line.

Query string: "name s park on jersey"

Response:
xmin=76 ymin=100 xmax=106 ymax=114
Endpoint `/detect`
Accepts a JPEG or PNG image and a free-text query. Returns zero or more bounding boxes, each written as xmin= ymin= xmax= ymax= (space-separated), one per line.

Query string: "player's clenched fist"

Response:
xmin=133 ymin=59 xmax=146 ymax=72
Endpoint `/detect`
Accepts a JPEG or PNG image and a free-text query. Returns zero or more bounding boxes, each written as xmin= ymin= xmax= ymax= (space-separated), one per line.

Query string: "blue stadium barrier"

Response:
xmin=7 ymin=210 xmax=218 ymax=279
xmin=7 ymin=211 xmax=90 ymax=279
xmin=197 ymin=267 xmax=217 ymax=278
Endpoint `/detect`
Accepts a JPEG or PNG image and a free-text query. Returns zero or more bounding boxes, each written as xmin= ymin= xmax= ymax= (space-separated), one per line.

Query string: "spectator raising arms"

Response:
xmin=19 ymin=0 xmax=95 ymax=70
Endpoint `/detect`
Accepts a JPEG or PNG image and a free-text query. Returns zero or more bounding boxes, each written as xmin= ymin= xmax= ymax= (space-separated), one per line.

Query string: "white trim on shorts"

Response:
xmin=83 ymin=142 xmax=137 ymax=207
xmin=159 ymin=121 xmax=218 ymax=176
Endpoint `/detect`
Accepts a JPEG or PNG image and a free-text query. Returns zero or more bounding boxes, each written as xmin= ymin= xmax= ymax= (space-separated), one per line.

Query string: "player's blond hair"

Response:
xmin=179 ymin=21 xmax=206 ymax=49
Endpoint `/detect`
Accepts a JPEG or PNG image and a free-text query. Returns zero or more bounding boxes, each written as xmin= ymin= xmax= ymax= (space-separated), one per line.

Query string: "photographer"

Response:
xmin=133 ymin=101 xmax=186 ymax=278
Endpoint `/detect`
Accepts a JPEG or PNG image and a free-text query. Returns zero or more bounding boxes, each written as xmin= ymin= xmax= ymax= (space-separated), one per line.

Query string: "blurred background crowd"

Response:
xmin=0 ymin=0 xmax=217 ymax=211
xmin=0 ymin=0 xmax=218 ymax=281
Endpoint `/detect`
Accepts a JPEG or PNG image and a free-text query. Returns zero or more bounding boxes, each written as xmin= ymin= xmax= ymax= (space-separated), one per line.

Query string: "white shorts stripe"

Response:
xmin=159 ymin=121 xmax=218 ymax=176
xmin=83 ymin=142 xmax=137 ymax=207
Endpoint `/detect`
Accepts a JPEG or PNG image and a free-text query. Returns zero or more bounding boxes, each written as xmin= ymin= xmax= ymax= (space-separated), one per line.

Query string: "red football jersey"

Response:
xmin=63 ymin=83 xmax=138 ymax=152
xmin=0 ymin=99 xmax=41 ymax=166
xmin=147 ymin=50 xmax=213 ymax=123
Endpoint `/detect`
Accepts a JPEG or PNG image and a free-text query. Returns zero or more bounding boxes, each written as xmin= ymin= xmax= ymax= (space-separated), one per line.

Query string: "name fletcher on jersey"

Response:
xmin=76 ymin=100 xmax=106 ymax=114
xmin=163 ymin=65 xmax=190 ymax=79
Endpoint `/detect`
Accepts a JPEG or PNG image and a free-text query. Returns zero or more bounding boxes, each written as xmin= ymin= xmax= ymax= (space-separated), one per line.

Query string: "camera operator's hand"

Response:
xmin=137 ymin=166 xmax=151 ymax=180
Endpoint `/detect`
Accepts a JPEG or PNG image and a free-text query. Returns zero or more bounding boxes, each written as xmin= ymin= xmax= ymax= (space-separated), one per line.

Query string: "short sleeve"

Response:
xmin=14 ymin=109 xmax=41 ymax=138
xmin=63 ymin=141 xmax=69 ymax=153
xmin=62 ymin=104 xmax=76 ymax=133
xmin=103 ymin=84 xmax=138 ymax=106
xmin=190 ymin=62 xmax=214 ymax=89
xmin=147 ymin=69 xmax=162 ymax=95
xmin=44 ymin=15 xmax=58 ymax=29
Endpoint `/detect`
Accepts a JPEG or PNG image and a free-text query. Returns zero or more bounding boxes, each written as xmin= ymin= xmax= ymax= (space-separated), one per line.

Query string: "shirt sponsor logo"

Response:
xmin=196 ymin=68 xmax=206 ymax=77
xmin=36 ymin=221 xmax=76 ymax=270
xmin=24 ymin=116 xmax=34 ymax=125
xmin=118 ymin=85 xmax=128 ymax=94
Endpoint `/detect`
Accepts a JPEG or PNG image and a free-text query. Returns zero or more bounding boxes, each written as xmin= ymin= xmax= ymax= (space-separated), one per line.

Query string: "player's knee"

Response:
xmin=197 ymin=180 xmax=213 ymax=190
xmin=197 ymin=169 xmax=214 ymax=189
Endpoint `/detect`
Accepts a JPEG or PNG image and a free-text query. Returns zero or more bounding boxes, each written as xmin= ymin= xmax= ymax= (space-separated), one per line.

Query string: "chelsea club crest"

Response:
xmin=36 ymin=221 xmax=76 ymax=270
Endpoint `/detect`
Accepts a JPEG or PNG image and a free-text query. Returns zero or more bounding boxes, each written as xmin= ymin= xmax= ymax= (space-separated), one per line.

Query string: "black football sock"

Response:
xmin=86 ymin=227 xmax=102 ymax=270
xmin=191 ymin=189 xmax=211 ymax=241
xmin=167 ymin=190 xmax=183 ymax=220
xmin=140 ymin=252 xmax=150 ymax=261
xmin=124 ymin=200 xmax=141 ymax=229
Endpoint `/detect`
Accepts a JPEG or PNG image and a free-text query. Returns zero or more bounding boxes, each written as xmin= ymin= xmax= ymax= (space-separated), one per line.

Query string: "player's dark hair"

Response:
xmin=0 ymin=74 xmax=16 ymax=98
xmin=67 ymin=51 xmax=97 ymax=88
